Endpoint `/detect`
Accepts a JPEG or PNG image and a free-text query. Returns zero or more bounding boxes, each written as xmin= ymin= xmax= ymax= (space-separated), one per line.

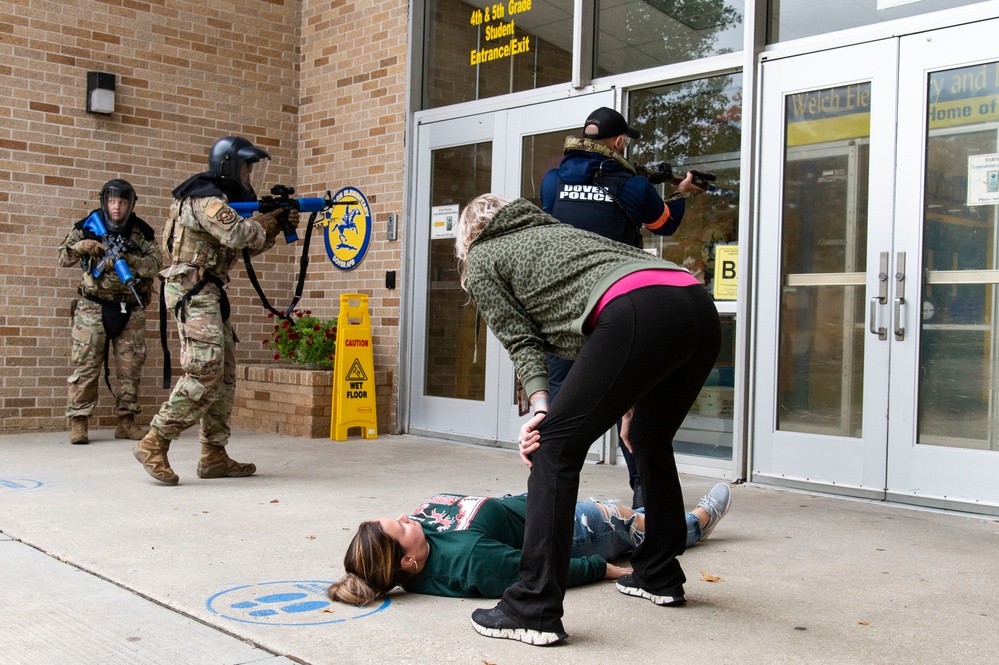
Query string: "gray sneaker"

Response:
xmin=696 ymin=482 xmax=732 ymax=540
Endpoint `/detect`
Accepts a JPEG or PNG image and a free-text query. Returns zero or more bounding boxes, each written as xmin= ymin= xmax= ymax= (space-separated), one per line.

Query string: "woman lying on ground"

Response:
xmin=327 ymin=483 xmax=730 ymax=606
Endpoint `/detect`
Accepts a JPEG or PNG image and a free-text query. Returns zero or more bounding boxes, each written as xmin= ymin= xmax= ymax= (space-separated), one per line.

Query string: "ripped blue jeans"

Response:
xmin=570 ymin=500 xmax=702 ymax=560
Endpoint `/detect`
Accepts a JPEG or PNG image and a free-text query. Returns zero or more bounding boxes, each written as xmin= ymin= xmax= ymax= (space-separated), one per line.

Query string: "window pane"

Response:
xmin=776 ymin=82 xmax=872 ymax=438
xmin=425 ymin=142 xmax=492 ymax=399
xmin=768 ymin=0 xmax=989 ymax=44
xmin=597 ymin=0 xmax=743 ymax=76
xmin=630 ymin=74 xmax=743 ymax=293
xmin=521 ymin=129 xmax=574 ymax=206
xmin=629 ymin=74 xmax=743 ymax=460
xmin=424 ymin=0 xmax=573 ymax=109
xmin=918 ymin=63 xmax=999 ymax=452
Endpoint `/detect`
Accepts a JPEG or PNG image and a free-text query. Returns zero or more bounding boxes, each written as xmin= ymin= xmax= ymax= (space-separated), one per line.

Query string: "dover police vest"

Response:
xmin=549 ymin=171 xmax=642 ymax=247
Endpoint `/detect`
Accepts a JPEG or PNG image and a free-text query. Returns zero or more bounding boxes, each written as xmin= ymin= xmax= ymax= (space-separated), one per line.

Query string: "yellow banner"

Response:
xmin=787 ymin=114 xmax=870 ymax=147
xmin=928 ymin=95 xmax=999 ymax=129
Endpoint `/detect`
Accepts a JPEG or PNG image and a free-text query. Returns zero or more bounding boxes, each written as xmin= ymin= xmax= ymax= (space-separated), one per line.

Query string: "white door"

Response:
xmin=888 ymin=19 xmax=999 ymax=511
xmin=408 ymin=112 xmax=505 ymax=442
xmin=408 ymin=92 xmax=614 ymax=445
xmin=755 ymin=21 xmax=999 ymax=514
xmin=755 ymin=40 xmax=898 ymax=497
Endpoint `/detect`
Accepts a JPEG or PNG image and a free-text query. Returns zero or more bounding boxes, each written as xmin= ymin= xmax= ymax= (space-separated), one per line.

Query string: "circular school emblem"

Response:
xmin=322 ymin=187 xmax=372 ymax=271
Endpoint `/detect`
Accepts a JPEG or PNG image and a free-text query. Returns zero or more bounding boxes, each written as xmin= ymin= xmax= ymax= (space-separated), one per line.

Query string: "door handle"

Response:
xmin=870 ymin=251 xmax=888 ymax=340
xmin=893 ymin=251 xmax=906 ymax=341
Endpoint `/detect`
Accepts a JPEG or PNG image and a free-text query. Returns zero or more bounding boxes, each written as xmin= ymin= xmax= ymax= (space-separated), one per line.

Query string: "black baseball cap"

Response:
xmin=582 ymin=107 xmax=641 ymax=140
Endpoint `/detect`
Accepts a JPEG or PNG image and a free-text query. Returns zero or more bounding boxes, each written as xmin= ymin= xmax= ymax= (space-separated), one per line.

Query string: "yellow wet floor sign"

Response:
xmin=330 ymin=293 xmax=378 ymax=440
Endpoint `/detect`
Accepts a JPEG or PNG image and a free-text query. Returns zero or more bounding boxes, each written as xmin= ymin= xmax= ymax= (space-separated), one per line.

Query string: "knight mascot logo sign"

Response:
xmin=319 ymin=187 xmax=372 ymax=271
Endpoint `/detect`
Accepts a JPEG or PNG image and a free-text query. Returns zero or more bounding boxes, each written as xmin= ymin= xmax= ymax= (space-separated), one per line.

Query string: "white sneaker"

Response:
xmin=696 ymin=483 xmax=732 ymax=540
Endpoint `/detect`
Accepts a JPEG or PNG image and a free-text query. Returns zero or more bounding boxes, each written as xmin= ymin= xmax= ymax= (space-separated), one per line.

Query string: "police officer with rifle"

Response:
xmin=539 ymin=107 xmax=710 ymax=509
xmin=59 ymin=179 xmax=163 ymax=445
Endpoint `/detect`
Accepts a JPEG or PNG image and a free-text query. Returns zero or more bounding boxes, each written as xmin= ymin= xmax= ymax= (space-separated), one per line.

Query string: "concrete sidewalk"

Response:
xmin=1 ymin=428 xmax=996 ymax=664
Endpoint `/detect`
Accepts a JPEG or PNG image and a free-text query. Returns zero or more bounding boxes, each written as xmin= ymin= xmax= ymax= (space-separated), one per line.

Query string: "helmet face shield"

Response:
xmin=100 ymin=180 xmax=137 ymax=232
xmin=243 ymin=156 xmax=269 ymax=201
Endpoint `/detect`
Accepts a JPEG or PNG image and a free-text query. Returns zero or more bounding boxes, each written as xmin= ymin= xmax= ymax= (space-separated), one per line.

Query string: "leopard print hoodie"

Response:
xmin=465 ymin=198 xmax=688 ymax=397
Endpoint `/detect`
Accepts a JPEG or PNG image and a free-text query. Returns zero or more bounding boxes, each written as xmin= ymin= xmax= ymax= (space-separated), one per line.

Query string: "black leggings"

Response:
xmin=499 ymin=284 xmax=722 ymax=631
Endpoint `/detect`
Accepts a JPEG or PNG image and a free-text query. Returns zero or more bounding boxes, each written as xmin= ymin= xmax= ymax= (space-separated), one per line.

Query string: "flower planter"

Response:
xmin=232 ymin=365 xmax=333 ymax=438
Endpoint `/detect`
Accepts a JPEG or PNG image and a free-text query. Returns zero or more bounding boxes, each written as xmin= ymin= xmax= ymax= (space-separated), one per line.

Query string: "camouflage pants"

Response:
xmin=66 ymin=297 xmax=147 ymax=418
xmin=149 ymin=275 xmax=236 ymax=447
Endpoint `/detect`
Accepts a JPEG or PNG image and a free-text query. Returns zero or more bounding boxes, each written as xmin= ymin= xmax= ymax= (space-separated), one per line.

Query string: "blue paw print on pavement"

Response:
xmin=207 ymin=581 xmax=390 ymax=626
xmin=230 ymin=592 xmax=329 ymax=617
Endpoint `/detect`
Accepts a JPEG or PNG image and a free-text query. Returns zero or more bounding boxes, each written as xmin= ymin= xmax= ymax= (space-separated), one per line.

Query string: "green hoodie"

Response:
xmin=465 ymin=198 xmax=688 ymax=397
xmin=401 ymin=494 xmax=605 ymax=598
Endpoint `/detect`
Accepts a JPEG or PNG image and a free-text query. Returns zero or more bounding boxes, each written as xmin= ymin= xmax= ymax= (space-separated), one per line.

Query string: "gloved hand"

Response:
xmin=285 ymin=207 xmax=301 ymax=231
xmin=72 ymin=239 xmax=106 ymax=256
xmin=255 ymin=210 xmax=280 ymax=238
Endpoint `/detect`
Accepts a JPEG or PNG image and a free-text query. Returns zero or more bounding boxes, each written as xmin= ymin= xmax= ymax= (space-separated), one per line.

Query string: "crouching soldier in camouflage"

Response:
xmin=59 ymin=180 xmax=162 ymax=445
xmin=134 ymin=136 xmax=299 ymax=485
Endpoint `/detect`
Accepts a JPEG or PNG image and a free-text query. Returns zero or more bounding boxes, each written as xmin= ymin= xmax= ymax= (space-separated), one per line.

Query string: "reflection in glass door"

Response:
xmin=424 ymin=142 xmax=491 ymax=401
xmin=918 ymin=115 xmax=997 ymax=449
xmin=779 ymin=138 xmax=869 ymax=438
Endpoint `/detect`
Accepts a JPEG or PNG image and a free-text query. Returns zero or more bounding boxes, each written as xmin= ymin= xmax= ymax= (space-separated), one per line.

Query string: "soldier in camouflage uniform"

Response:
xmin=59 ymin=180 xmax=162 ymax=445
xmin=134 ymin=136 xmax=299 ymax=485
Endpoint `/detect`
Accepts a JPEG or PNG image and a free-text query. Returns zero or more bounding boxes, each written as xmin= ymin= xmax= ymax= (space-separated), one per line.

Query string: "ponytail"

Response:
xmin=327 ymin=521 xmax=407 ymax=606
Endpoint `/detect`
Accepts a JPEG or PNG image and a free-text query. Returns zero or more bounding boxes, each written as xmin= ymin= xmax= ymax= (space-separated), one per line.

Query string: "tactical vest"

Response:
xmin=75 ymin=215 xmax=154 ymax=302
xmin=162 ymin=198 xmax=237 ymax=276
xmin=550 ymin=170 xmax=642 ymax=247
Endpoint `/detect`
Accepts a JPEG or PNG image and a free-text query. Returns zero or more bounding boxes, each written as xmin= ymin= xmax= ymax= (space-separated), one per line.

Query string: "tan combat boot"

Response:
xmin=133 ymin=430 xmax=179 ymax=485
xmin=197 ymin=443 xmax=256 ymax=478
xmin=69 ymin=416 xmax=89 ymax=445
xmin=115 ymin=414 xmax=146 ymax=440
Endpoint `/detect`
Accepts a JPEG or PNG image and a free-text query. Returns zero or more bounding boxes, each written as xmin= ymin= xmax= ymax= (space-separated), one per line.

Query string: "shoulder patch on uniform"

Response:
xmin=215 ymin=208 xmax=237 ymax=225
xmin=205 ymin=200 xmax=237 ymax=225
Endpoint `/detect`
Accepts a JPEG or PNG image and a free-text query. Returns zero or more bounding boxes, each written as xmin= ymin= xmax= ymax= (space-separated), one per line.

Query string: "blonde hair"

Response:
xmin=455 ymin=193 xmax=511 ymax=292
xmin=327 ymin=521 xmax=407 ymax=606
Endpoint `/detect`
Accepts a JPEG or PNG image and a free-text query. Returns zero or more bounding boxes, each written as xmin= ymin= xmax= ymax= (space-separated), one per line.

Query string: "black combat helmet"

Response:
xmin=208 ymin=136 xmax=270 ymax=202
xmin=99 ymin=179 xmax=137 ymax=233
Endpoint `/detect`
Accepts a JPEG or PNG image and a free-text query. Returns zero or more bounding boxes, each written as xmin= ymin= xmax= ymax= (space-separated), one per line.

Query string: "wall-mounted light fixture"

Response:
xmin=86 ymin=72 xmax=116 ymax=115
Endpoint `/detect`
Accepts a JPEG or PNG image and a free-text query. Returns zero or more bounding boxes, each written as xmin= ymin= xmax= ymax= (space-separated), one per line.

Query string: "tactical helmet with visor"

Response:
xmin=99 ymin=179 xmax=137 ymax=233
xmin=208 ymin=136 xmax=270 ymax=202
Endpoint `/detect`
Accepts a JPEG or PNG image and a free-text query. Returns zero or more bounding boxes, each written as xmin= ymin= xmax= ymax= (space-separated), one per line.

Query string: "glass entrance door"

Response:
xmin=755 ymin=40 xmax=898 ymax=497
xmin=408 ymin=92 xmax=613 ymax=444
xmin=889 ymin=19 xmax=999 ymax=511
xmin=755 ymin=21 xmax=999 ymax=513
xmin=408 ymin=113 xmax=503 ymax=442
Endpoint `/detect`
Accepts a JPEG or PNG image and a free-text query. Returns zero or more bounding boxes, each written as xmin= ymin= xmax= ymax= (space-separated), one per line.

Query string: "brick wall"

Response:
xmin=0 ymin=0 xmax=408 ymax=435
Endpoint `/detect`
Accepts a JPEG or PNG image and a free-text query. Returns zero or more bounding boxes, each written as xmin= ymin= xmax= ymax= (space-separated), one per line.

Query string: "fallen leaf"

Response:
xmin=858 ymin=621 xmax=869 ymax=625
xmin=321 ymin=608 xmax=335 ymax=613
xmin=270 ymin=499 xmax=279 ymax=503
xmin=306 ymin=535 xmax=316 ymax=540
xmin=700 ymin=571 xmax=722 ymax=583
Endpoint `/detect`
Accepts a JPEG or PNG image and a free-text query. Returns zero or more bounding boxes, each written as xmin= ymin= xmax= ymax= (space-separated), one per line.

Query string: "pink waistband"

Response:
xmin=586 ymin=269 xmax=701 ymax=330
